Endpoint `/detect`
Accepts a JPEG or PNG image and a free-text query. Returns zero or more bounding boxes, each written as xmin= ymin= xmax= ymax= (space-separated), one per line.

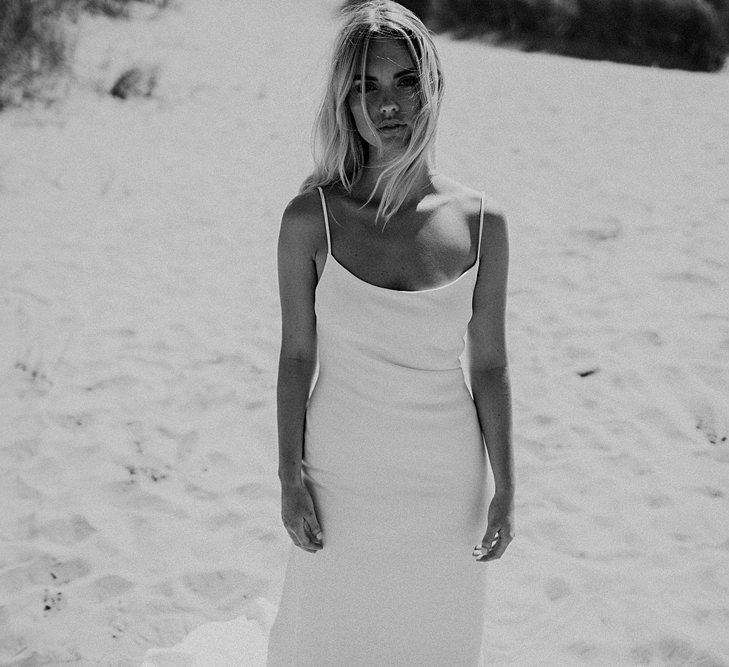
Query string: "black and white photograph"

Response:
xmin=1 ymin=0 xmax=727 ymax=664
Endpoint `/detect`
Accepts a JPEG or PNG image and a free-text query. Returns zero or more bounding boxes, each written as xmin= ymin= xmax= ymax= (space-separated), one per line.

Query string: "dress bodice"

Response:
xmin=314 ymin=186 xmax=484 ymax=374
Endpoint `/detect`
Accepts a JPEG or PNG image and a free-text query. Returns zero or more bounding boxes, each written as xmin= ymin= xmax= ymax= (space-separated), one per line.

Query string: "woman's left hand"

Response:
xmin=473 ymin=490 xmax=514 ymax=562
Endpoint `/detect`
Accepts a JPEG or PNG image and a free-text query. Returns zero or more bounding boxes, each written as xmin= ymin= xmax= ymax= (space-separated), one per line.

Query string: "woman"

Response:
xmin=267 ymin=1 xmax=514 ymax=664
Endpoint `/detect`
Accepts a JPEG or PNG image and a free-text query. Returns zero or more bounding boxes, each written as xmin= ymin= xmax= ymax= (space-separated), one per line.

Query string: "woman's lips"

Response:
xmin=378 ymin=123 xmax=406 ymax=133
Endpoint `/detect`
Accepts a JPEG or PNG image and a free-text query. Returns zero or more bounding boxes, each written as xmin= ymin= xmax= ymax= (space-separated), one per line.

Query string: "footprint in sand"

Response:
xmin=696 ymin=485 xmax=725 ymax=499
xmin=181 ymin=570 xmax=268 ymax=603
xmin=636 ymin=407 xmax=687 ymax=442
xmin=0 ymin=439 xmax=41 ymax=466
xmin=44 ymin=556 xmax=92 ymax=586
xmin=693 ymin=364 xmax=729 ymax=394
xmin=569 ymin=216 xmax=623 ymax=242
xmin=12 ymin=475 xmax=44 ymax=500
xmin=107 ymin=480 xmax=187 ymax=517
xmin=233 ymin=481 xmax=279 ymax=501
xmin=85 ymin=574 xmax=135 ymax=603
xmin=533 ymin=414 xmax=554 ymax=426
xmin=567 ymin=640 xmax=600 ymax=660
xmin=184 ymin=481 xmax=220 ymax=501
xmin=48 ymin=411 xmax=97 ymax=430
xmin=0 ymin=554 xmax=92 ymax=596
xmin=544 ymin=577 xmax=572 ymax=602
xmin=156 ymin=426 xmax=199 ymax=463
xmin=82 ymin=374 xmax=139 ymax=392
xmin=632 ymin=330 xmax=665 ymax=347
xmin=94 ymin=327 xmax=137 ymax=340
xmin=519 ymin=436 xmax=555 ymax=462
xmin=183 ymin=386 xmax=238 ymax=412
xmin=644 ymin=492 xmax=674 ymax=508
xmin=25 ymin=514 xmax=97 ymax=546
xmin=659 ymin=271 xmax=718 ymax=287
xmin=631 ymin=636 xmax=726 ymax=666
xmin=208 ymin=511 xmax=247 ymax=529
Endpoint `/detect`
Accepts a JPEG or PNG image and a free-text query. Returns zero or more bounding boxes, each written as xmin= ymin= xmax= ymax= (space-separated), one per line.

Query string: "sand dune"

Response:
xmin=1 ymin=0 xmax=728 ymax=664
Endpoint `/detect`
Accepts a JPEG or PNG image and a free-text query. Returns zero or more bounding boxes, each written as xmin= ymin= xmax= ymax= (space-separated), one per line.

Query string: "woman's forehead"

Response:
xmin=361 ymin=38 xmax=415 ymax=72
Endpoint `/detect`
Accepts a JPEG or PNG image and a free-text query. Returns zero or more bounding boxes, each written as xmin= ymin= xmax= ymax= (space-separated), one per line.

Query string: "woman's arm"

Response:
xmin=276 ymin=193 xmax=324 ymax=551
xmin=466 ymin=206 xmax=514 ymax=561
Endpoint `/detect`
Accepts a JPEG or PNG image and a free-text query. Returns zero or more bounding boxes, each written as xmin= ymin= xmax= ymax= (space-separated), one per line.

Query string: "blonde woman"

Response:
xmin=267 ymin=1 xmax=513 ymax=664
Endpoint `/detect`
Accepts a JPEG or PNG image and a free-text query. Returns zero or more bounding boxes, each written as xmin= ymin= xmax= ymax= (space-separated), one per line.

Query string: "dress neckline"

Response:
xmin=322 ymin=252 xmax=478 ymax=295
xmin=315 ymin=185 xmax=483 ymax=295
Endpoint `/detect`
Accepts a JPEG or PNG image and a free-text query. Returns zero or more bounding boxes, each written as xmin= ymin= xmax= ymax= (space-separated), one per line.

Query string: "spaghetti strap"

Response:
xmin=317 ymin=186 xmax=332 ymax=255
xmin=475 ymin=192 xmax=485 ymax=271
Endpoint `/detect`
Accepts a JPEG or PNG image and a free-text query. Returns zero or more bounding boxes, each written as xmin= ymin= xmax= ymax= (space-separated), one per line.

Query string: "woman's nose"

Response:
xmin=379 ymin=100 xmax=399 ymax=117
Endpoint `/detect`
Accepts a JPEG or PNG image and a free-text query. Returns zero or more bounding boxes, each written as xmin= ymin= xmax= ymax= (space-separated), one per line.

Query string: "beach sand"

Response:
xmin=1 ymin=0 xmax=728 ymax=664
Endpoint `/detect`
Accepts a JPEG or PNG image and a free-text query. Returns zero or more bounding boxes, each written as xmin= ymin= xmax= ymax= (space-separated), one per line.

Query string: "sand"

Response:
xmin=1 ymin=0 xmax=728 ymax=664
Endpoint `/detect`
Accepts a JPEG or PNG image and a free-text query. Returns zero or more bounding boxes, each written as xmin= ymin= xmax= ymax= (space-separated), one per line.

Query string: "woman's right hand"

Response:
xmin=281 ymin=481 xmax=323 ymax=553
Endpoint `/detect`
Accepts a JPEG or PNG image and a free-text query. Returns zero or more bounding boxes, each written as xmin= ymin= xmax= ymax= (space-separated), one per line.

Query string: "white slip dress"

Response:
xmin=266 ymin=187 xmax=490 ymax=666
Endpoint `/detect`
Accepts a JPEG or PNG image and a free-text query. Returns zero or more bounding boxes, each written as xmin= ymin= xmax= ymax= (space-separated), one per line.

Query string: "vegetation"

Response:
xmin=81 ymin=0 xmax=169 ymax=19
xmin=0 ymin=0 xmax=168 ymax=109
xmin=0 ymin=0 xmax=72 ymax=107
xmin=346 ymin=0 xmax=728 ymax=71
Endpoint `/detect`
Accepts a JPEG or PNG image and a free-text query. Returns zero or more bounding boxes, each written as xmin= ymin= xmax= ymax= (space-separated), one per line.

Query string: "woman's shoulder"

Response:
xmin=282 ymin=188 xmax=325 ymax=223
xmin=278 ymin=188 xmax=327 ymax=252
xmin=430 ymin=173 xmax=506 ymax=220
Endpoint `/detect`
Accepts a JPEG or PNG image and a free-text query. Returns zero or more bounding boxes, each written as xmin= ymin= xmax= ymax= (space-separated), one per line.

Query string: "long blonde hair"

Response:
xmin=300 ymin=0 xmax=444 ymax=226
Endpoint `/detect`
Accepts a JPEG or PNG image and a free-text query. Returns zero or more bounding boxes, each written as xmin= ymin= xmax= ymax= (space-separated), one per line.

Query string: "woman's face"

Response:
xmin=347 ymin=37 xmax=420 ymax=154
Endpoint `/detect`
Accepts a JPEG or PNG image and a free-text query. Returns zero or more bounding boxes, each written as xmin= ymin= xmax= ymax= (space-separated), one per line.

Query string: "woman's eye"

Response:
xmin=353 ymin=81 xmax=376 ymax=94
xmin=399 ymin=76 xmax=418 ymax=88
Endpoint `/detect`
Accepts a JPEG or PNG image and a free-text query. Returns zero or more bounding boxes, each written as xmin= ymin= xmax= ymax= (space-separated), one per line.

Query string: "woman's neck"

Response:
xmin=351 ymin=157 xmax=432 ymax=207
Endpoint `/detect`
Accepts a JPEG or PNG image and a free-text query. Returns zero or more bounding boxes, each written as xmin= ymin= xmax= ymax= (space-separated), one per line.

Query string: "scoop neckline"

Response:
xmin=322 ymin=252 xmax=478 ymax=294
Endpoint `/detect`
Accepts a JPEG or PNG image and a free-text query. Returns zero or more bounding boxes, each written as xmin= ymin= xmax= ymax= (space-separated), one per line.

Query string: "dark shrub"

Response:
xmin=704 ymin=0 xmax=729 ymax=42
xmin=389 ymin=0 xmax=433 ymax=15
xmin=0 ymin=0 xmax=75 ymax=107
xmin=350 ymin=0 xmax=727 ymax=70
xmin=429 ymin=0 xmax=491 ymax=34
xmin=82 ymin=0 xmax=170 ymax=19
xmin=343 ymin=0 xmax=434 ymax=18
xmin=565 ymin=0 xmax=726 ymax=69
xmin=0 ymin=0 xmax=171 ymax=108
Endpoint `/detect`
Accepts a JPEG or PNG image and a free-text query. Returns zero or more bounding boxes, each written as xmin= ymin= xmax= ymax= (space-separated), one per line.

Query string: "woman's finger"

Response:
xmin=472 ymin=539 xmax=494 ymax=560
xmin=287 ymin=525 xmax=314 ymax=551
xmin=303 ymin=516 xmax=323 ymax=546
xmin=475 ymin=530 xmax=513 ymax=561
xmin=304 ymin=513 xmax=323 ymax=542
xmin=475 ymin=526 xmax=498 ymax=555
xmin=292 ymin=520 xmax=321 ymax=552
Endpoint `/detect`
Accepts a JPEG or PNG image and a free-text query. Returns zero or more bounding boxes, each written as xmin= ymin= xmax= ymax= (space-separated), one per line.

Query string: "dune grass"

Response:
xmin=0 ymin=0 xmax=168 ymax=109
xmin=348 ymin=0 xmax=728 ymax=71
xmin=0 ymin=0 xmax=73 ymax=107
xmin=81 ymin=0 xmax=170 ymax=18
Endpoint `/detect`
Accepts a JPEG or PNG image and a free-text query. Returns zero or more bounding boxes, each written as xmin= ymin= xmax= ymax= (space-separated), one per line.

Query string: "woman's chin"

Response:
xmin=374 ymin=130 xmax=412 ymax=150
